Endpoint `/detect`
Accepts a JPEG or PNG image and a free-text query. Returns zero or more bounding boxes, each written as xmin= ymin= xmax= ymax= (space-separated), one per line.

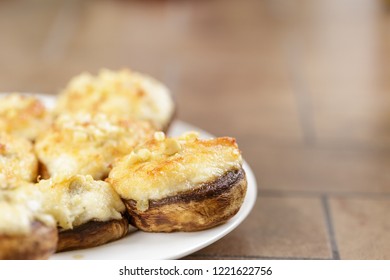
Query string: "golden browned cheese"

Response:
xmin=108 ymin=132 xmax=243 ymax=211
xmin=35 ymin=113 xmax=155 ymax=179
xmin=55 ymin=69 xmax=175 ymax=131
xmin=36 ymin=175 xmax=126 ymax=230
xmin=0 ymin=133 xmax=38 ymax=189
xmin=0 ymin=93 xmax=52 ymax=140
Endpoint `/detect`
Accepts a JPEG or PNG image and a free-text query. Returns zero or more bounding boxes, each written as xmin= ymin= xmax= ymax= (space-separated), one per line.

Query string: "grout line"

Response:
xmin=285 ymin=35 xmax=317 ymax=147
xmin=258 ymin=189 xmax=390 ymax=199
xmin=240 ymin=136 xmax=390 ymax=154
xmin=321 ymin=195 xmax=340 ymax=260
xmin=41 ymin=0 xmax=80 ymax=62
xmin=186 ymin=254 xmax=330 ymax=260
xmin=164 ymin=0 xmax=192 ymax=33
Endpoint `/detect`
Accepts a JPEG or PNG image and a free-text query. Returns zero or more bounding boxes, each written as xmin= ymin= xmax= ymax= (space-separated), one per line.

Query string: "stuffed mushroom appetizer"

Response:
xmin=55 ymin=69 xmax=175 ymax=132
xmin=108 ymin=132 xmax=247 ymax=232
xmin=36 ymin=175 xmax=128 ymax=252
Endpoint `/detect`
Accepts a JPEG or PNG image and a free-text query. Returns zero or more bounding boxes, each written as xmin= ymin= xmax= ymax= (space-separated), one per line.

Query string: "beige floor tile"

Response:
xmin=176 ymin=89 xmax=303 ymax=146
xmin=0 ymin=0 xmax=62 ymax=91
xmin=189 ymin=196 xmax=332 ymax=259
xmin=330 ymin=197 xmax=390 ymax=259
xmin=244 ymin=144 xmax=390 ymax=194
xmin=175 ymin=58 xmax=303 ymax=144
xmin=280 ymin=0 xmax=390 ymax=149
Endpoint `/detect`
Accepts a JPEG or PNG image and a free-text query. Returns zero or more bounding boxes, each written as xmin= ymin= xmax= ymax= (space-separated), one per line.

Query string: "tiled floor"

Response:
xmin=194 ymin=196 xmax=332 ymax=259
xmin=1 ymin=0 xmax=390 ymax=259
xmin=330 ymin=197 xmax=390 ymax=259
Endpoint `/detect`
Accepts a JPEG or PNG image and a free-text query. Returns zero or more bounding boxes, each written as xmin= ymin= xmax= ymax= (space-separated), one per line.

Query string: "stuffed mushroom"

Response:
xmin=108 ymin=132 xmax=247 ymax=232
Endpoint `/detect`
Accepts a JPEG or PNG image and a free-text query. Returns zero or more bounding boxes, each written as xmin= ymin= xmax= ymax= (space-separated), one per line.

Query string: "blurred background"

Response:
xmin=1 ymin=0 xmax=390 ymax=259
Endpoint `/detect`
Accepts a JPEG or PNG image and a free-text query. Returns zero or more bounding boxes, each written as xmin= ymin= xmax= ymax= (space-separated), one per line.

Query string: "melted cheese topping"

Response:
xmin=35 ymin=113 xmax=155 ymax=179
xmin=108 ymin=132 xmax=243 ymax=210
xmin=55 ymin=69 xmax=175 ymax=130
xmin=0 ymin=93 xmax=52 ymax=140
xmin=0 ymin=185 xmax=55 ymax=234
xmin=0 ymin=133 xmax=38 ymax=189
xmin=36 ymin=175 xmax=125 ymax=230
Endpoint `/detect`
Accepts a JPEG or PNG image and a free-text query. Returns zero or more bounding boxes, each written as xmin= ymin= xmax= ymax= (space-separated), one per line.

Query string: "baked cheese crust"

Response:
xmin=0 ymin=93 xmax=52 ymax=140
xmin=35 ymin=113 xmax=155 ymax=179
xmin=108 ymin=132 xmax=243 ymax=211
xmin=55 ymin=69 xmax=175 ymax=130
xmin=0 ymin=133 xmax=38 ymax=189
xmin=36 ymin=175 xmax=125 ymax=230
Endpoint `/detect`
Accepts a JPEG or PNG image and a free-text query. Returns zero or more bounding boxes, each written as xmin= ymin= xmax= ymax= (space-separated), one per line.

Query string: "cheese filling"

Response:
xmin=36 ymin=175 xmax=125 ymax=230
xmin=0 ymin=186 xmax=55 ymax=235
xmin=35 ymin=113 xmax=155 ymax=179
xmin=0 ymin=93 xmax=52 ymax=140
xmin=55 ymin=69 xmax=175 ymax=130
xmin=0 ymin=133 xmax=38 ymax=189
xmin=108 ymin=132 xmax=243 ymax=210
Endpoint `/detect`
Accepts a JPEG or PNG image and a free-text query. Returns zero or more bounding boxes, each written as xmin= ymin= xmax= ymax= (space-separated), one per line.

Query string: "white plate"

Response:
xmin=1 ymin=93 xmax=258 ymax=260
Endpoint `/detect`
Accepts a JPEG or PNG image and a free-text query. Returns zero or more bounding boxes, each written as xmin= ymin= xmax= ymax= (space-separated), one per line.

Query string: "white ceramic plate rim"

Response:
xmin=1 ymin=93 xmax=258 ymax=260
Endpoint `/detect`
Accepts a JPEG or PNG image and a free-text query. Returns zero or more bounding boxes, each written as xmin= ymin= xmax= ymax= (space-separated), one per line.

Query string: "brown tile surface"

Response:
xmin=188 ymin=196 xmax=332 ymax=259
xmin=273 ymin=0 xmax=390 ymax=150
xmin=0 ymin=0 xmax=62 ymax=91
xmin=176 ymin=80 xmax=303 ymax=145
xmin=330 ymin=197 xmax=390 ymax=259
xmin=244 ymin=145 xmax=390 ymax=194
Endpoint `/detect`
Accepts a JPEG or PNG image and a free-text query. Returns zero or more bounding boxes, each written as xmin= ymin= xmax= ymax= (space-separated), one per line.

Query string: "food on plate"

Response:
xmin=0 ymin=93 xmax=52 ymax=141
xmin=0 ymin=68 xmax=250 ymax=258
xmin=0 ymin=186 xmax=58 ymax=259
xmin=36 ymin=175 xmax=128 ymax=252
xmin=0 ymin=133 xmax=38 ymax=189
xmin=108 ymin=131 xmax=247 ymax=232
xmin=35 ymin=113 xmax=155 ymax=180
xmin=55 ymin=69 xmax=175 ymax=131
